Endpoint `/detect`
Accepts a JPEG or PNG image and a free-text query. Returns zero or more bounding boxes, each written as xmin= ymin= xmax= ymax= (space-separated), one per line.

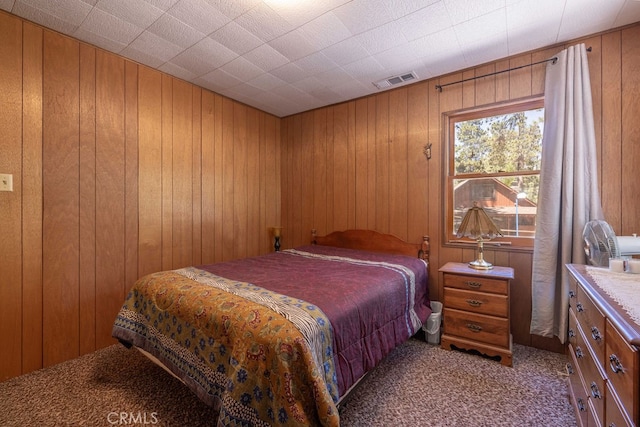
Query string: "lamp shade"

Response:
xmin=456 ymin=202 xmax=502 ymax=239
xmin=457 ymin=202 xmax=502 ymax=270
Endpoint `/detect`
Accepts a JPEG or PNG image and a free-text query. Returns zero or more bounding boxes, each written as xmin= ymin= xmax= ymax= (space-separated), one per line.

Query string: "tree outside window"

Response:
xmin=445 ymin=98 xmax=544 ymax=247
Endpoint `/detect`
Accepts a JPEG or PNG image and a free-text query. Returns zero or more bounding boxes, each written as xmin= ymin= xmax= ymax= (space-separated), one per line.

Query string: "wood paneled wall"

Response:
xmin=0 ymin=11 xmax=280 ymax=381
xmin=281 ymin=23 xmax=640 ymax=352
xmin=1 ymin=8 xmax=638 ymax=380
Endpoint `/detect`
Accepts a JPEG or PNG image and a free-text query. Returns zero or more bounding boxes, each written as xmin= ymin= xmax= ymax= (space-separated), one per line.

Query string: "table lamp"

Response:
xmin=271 ymin=226 xmax=283 ymax=252
xmin=456 ymin=202 xmax=503 ymax=270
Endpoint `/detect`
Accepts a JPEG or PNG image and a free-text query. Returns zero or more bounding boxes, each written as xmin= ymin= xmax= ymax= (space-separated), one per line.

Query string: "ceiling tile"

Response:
xmin=443 ymin=0 xmax=505 ymax=25
xmin=80 ymin=8 xmax=144 ymax=46
xmin=220 ymin=56 xmax=265 ymax=81
xmin=299 ymin=11 xmax=352 ymax=51
xmin=557 ymin=0 xmax=625 ymax=42
xmin=269 ymin=62 xmax=307 ymax=84
xmin=615 ymin=0 xmax=640 ymax=27
xmin=12 ymin=1 xmax=79 ymax=33
xmin=95 ymin=0 xmax=163 ymax=28
xmin=506 ymin=0 xmax=564 ymax=54
xmin=158 ymin=61 xmax=198 ymax=81
xmin=197 ymin=68 xmax=244 ymax=90
xmin=141 ymin=0 xmax=180 ymax=12
xmin=264 ymin=0 xmax=350 ymax=27
xmin=320 ymin=37 xmax=370 ymax=66
xmin=355 ymin=19 xmax=408 ymax=55
xmin=170 ymin=37 xmax=237 ymax=75
xmin=246 ymin=73 xmax=287 ymax=91
xmin=209 ymin=21 xmax=263 ymax=55
xmin=167 ymin=0 xmax=230 ymax=35
xmin=206 ymin=0 xmax=262 ymax=21
xmin=292 ymin=51 xmax=337 ymax=75
xmin=385 ymin=0 xmax=441 ymax=20
xmin=147 ymin=13 xmax=205 ymax=48
xmin=268 ymin=29 xmax=317 ymax=62
xmin=399 ymin=1 xmax=453 ymax=41
xmin=0 ymin=1 xmax=15 ymax=11
xmin=453 ymin=8 xmax=507 ymax=47
xmin=332 ymin=0 xmax=396 ymax=35
xmin=74 ymin=26 xmax=127 ymax=53
xmin=461 ymin=38 xmax=509 ymax=67
xmin=342 ymin=56 xmax=386 ymax=80
xmin=242 ymin=43 xmax=290 ymax=72
xmin=17 ymin=0 xmax=92 ymax=25
xmin=121 ymin=30 xmax=183 ymax=67
xmin=234 ymin=1 xmax=293 ymax=42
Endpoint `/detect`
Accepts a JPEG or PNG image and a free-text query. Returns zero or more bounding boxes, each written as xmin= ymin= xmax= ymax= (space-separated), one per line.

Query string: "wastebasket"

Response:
xmin=423 ymin=301 xmax=443 ymax=344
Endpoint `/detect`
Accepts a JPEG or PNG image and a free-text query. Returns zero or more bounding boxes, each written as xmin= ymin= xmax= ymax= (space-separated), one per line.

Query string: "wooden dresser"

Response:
xmin=440 ymin=262 xmax=514 ymax=367
xmin=566 ymin=263 xmax=640 ymax=427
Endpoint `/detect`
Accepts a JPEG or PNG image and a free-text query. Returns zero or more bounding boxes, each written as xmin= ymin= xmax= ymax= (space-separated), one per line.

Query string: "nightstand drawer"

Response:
xmin=444 ymin=287 xmax=508 ymax=317
xmin=443 ymin=273 xmax=508 ymax=295
xmin=443 ymin=308 xmax=509 ymax=348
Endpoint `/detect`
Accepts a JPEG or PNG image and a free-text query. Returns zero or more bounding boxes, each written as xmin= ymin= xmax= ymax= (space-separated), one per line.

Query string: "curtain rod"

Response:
xmin=434 ymin=46 xmax=592 ymax=92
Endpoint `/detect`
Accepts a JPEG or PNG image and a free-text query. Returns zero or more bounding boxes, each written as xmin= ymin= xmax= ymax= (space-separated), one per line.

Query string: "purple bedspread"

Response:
xmin=198 ymin=244 xmax=430 ymax=396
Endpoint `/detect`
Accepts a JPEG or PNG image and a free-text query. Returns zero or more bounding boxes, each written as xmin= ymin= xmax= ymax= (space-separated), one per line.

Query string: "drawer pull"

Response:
xmin=465 ymin=281 xmax=482 ymax=289
xmin=577 ymin=398 xmax=586 ymax=412
xmin=609 ymin=354 xmax=624 ymax=374
xmin=576 ymin=303 xmax=584 ymax=313
xmin=569 ymin=290 xmax=576 ymax=298
xmin=568 ymin=329 xmax=575 ymax=338
xmin=590 ymin=327 xmax=602 ymax=342
xmin=466 ymin=323 xmax=483 ymax=333
xmin=590 ymin=382 xmax=601 ymax=399
xmin=466 ymin=299 xmax=483 ymax=307
xmin=575 ymin=347 xmax=584 ymax=359
xmin=566 ymin=363 xmax=574 ymax=375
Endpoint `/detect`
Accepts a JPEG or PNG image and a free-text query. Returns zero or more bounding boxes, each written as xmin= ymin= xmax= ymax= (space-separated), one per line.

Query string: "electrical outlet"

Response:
xmin=0 ymin=173 xmax=13 ymax=192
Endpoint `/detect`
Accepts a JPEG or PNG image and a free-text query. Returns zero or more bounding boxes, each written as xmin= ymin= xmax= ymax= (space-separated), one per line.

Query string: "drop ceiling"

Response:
xmin=2 ymin=0 xmax=640 ymax=117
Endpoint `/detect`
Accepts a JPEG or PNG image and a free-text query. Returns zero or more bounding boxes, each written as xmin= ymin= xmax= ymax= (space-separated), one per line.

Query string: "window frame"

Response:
xmin=442 ymin=97 xmax=544 ymax=250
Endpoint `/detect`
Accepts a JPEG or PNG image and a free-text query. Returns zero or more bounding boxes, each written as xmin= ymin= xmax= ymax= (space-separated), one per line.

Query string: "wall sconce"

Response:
xmin=456 ymin=202 xmax=502 ymax=269
xmin=271 ymin=226 xmax=283 ymax=252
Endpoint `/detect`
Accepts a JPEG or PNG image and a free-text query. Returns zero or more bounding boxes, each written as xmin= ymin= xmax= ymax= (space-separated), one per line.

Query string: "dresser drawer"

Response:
xmin=575 ymin=285 xmax=606 ymax=363
xmin=569 ymin=308 xmax=579 ymax=350
xmin=567 ymin=345 xmax=590 ymax=427
xmin=443 ymin=287 xmax=508 ymax=317
xmin=573 ymin=320 xmax=606 ymax=422
xmin=442 ymin=273 xmax=508 ymax=295
xmin=606 ymin=318 xmax=639 ymax=423
xmin=443 ymin=308 xmax=509 ymax=348
xmin=606 ymin=383 xmax=634 ymax=427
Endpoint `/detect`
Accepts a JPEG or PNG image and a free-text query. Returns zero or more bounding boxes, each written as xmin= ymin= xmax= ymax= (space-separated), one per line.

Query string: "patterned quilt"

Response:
xmin=113 ymin=268 xmax=340 ymax=427
xmin=112 ymin=245 xmax=430 ymax=427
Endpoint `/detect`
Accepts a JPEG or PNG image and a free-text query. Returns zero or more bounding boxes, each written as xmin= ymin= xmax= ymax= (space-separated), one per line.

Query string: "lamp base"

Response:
xmin=468 ymin=259 xmax=493 ymax=270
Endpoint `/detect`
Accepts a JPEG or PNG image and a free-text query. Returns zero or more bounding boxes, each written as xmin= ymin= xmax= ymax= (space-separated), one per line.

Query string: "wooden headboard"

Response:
xmin=311 ymin=229 xmax=429 ymax=263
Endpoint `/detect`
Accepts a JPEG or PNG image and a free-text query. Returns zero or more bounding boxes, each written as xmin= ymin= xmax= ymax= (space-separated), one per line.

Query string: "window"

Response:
xmin=444 ymin=98 xmax=544 ymax=247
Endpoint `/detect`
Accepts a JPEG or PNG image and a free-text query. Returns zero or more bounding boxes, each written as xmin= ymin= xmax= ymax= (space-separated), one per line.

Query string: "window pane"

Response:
xmin=453 ymin=176 xmax=538 ymax=238
xmin=454 ymin=108 xmax=544 ymax=175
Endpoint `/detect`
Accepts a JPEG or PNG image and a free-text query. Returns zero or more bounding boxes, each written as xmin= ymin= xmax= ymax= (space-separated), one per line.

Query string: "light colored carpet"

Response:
xmin=0 ymin=337 xmax=576 ymax=426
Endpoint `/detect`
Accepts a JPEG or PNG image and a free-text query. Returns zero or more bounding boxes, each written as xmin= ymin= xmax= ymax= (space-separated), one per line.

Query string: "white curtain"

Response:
xmin=530 ymin=43 xmax=604 ymax=343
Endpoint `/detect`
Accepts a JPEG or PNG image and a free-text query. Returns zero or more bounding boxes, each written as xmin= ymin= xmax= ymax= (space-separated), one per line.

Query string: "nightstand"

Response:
xmin=439 ymin=262 xmax=514 ymax=366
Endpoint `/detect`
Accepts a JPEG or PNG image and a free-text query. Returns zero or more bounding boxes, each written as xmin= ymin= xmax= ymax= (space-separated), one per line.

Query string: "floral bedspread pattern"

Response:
xmin=112 ymin=269 xmax=339 ymax=427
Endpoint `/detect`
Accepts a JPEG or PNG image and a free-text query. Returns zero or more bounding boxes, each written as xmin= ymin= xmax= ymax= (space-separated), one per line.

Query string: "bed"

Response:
xmin=112 ymin=229 xmax=431 ymax=427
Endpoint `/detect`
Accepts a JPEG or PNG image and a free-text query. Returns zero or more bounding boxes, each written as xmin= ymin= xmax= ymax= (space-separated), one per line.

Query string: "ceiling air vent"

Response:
xmin=373 ymin=71 xmax=417 ymax=89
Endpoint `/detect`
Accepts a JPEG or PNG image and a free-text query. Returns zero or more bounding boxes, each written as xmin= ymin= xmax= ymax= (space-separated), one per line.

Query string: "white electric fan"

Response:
xmin=583 ymin=220 xmax=620 ymax=267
